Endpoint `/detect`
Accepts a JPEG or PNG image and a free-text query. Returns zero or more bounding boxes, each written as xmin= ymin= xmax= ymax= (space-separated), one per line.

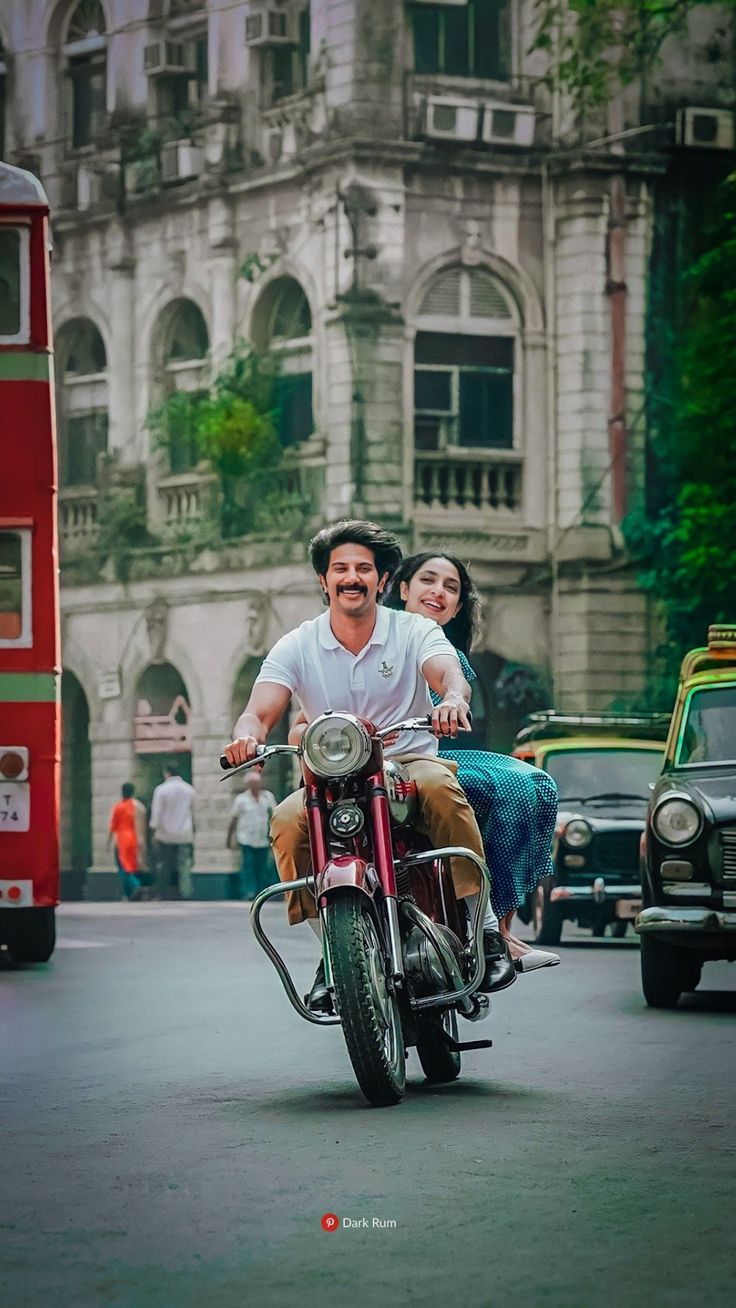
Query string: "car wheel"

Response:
xmin=611 ymin=919 xmax=629 ymax=939
xmin=640 ymin=935 xmax=686 ymax=1008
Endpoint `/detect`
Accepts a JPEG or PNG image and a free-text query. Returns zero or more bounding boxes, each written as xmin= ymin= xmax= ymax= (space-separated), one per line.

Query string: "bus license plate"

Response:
xmin=0 ymin=783 xmax=30 ymax=832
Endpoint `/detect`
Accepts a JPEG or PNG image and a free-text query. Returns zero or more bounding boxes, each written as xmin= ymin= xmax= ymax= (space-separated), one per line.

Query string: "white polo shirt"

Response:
xmin=254 ymin=606 xmax=459 ymax=758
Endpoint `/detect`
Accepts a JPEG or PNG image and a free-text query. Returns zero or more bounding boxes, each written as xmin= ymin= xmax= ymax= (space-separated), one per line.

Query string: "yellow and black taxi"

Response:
xmin=636 ymin=626 xmax=736 ymax=1007
xmin=513 ymin=713 xmax=669 ymax=944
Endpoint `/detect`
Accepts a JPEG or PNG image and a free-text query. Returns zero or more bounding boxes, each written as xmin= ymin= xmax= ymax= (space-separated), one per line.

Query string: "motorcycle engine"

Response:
xmin=403 ymin=919 xmax=465 ymax=996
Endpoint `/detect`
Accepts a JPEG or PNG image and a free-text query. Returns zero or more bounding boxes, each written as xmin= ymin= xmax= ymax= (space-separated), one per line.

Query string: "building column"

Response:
xmin=208 ymin=199 xmax=236 ymax=371
xmin=106 ymin=257 xmax=136 ymax=459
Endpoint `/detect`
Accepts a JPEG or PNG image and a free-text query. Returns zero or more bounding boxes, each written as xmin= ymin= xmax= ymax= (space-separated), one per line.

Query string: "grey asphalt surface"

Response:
xmin=1 ymin=903 xmax=735 ymax=1308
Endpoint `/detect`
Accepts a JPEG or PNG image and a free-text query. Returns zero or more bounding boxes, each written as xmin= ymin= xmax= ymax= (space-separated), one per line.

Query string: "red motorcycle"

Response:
xmin=221 ymin=710 xmax=493 ymax=1107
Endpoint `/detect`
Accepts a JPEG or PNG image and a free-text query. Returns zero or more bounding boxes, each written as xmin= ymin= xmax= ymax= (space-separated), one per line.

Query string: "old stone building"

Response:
xmin=1 ymin=0 xmax=733 ymax=894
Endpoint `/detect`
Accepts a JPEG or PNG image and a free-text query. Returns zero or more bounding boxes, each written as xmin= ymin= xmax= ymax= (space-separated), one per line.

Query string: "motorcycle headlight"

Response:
xmin=301 ymin=713 xmax=372 ymax=778
xmin=563 ymin=818 xmax=593 ymax=849
xmin=652 ymin=796 xmax=702 ymax=846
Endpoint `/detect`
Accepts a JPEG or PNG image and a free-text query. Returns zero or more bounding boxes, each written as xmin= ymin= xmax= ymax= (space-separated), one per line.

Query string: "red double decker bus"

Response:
xmin=0 ymin=161 xmax=59 ymax=963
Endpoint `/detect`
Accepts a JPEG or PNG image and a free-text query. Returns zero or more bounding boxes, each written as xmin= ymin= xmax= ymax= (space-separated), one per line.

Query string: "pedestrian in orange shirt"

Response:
xmin=108 ymin=783 xmax=148 ymax=901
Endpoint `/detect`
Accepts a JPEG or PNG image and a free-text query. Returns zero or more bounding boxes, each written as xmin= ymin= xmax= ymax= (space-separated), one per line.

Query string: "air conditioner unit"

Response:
xmin=424 ymin=97 xmax=480 ymax=144
xmin=245 ymin=4 xmax=297 ymax=47
xmin=144 ymin=40 xmax=196 ymax=76
xmin=161 ymin=141 xmax=202 ymax=183
xmin=481 ymin=101 xmax=535 ymax=148
xmin=676 ymin=106 xmax=735 ymax=151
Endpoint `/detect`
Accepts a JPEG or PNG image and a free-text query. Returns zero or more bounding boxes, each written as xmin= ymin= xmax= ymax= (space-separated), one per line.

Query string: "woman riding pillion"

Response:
xmin=383 ymin=552 xmax=560 ymax=973
xmin=223 ymin=520 xmax=516 ymax=1009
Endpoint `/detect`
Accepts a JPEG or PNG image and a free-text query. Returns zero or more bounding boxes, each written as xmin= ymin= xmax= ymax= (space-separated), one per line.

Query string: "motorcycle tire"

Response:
xmin=416 ymin=1009 xmax=461 ymax=1084
xmin=325 ymin=892 xmax=406 ymax=1107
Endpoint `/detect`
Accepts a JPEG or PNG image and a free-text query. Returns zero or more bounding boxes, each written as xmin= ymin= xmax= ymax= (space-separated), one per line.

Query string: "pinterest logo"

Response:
xmin=321 ymin=1212 xmax=340 ymax=1232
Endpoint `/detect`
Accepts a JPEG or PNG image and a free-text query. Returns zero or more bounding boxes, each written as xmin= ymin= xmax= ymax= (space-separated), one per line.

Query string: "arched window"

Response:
xmin=63 ymin=1 xmax=107 ymax=150
xmin=56 ymin=319 xmax=109 ymax=486
xmin=253 ymin=277 xmax=314 ymax=447
xmin=154 ymin=298 xmax=210 ymax=473
xmin=414 ymin=265 xmax=517 ymax=452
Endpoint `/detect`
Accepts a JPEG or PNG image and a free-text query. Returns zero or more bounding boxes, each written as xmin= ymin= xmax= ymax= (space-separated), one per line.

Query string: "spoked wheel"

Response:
xmin=325 ymin=892 xmax=406 ymax=1107
xmin=416 ymin=1008 xmax=461 ymax=1084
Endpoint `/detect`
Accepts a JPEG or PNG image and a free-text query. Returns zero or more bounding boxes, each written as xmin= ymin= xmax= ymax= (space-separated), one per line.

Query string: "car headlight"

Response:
xmin=301 ymin=713 xmax=373 ymax=778
xmin=652 ymin=795 xmax=702 ymax=846
xmin=563 ymin=818 xmax=593 ymax=849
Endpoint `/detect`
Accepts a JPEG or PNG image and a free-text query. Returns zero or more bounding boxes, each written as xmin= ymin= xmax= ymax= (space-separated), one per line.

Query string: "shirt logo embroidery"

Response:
xmin=380 ymin=661 xmax=394 ymax=679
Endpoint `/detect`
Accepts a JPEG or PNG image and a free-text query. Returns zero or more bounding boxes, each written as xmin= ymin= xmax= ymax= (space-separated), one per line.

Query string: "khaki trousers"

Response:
xmin=270 ymin=754 xmax=486 ymax=925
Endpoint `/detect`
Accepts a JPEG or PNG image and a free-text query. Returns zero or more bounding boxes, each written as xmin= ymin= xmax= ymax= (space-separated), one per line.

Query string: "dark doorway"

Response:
xmin=61 ymin=670 xmax=92 ymax=898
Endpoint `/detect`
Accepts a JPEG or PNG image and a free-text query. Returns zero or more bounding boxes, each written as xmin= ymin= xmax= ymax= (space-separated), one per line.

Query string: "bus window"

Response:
xmin=0 ymin=226 xmax=29 ymax=342
xmin=0 ymin=529 xmax=31 ymax=645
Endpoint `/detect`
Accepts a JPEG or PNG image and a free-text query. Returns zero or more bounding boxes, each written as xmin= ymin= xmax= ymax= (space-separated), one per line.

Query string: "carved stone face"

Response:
xmin=145 ymin=600 xmax=168 ymax=662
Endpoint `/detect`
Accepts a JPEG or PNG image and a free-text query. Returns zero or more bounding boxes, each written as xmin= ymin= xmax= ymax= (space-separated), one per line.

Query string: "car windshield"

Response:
xmin=677 ymin=685 xmax=736 ymax=765
xmin=544 ymin=748 xmax=662 ymax=801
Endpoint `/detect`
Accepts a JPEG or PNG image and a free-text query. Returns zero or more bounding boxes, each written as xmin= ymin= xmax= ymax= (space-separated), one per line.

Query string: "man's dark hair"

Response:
xmin=121 ymin=782 xmax=135 ymax=799
xmin=164 ymin=764 xmax=180 ymax=778
xmin=308 ymin=520 xmax=402 ymax=583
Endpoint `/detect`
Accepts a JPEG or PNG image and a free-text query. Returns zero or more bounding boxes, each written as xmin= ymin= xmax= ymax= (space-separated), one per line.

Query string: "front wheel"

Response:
xmin=3 ymin=908 xmax=56 ymax=963
xmin=325 ymin=893 xmax=406 ymax=1107
xmin=416 ymin=1008 xmax=461 ymax=1084
xmin=640 ymin=935 xmax=688 ymax=1008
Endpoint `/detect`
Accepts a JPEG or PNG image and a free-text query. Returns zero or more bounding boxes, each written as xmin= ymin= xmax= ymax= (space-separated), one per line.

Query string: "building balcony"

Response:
xmin=157 ymin=469 xmax=219 ymax=535
xmin=59 ymin=486 xmax=99 ymax=549
xmin=414 ymin=448 xmax=523 ymax=523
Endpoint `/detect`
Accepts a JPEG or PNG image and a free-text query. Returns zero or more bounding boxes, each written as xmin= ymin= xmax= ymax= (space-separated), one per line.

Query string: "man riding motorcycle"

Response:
xmin=223 ymin=519 xmax=515 ymax=1009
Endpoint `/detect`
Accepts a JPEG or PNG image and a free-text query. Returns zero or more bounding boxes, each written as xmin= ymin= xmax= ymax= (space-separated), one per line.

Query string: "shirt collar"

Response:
xmin=317 ymin=604 xmax=390 ymax=651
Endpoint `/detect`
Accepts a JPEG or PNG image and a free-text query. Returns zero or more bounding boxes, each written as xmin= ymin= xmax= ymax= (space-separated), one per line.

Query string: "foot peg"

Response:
xmin=442 ymin=1034 xmax=493 ymax=1053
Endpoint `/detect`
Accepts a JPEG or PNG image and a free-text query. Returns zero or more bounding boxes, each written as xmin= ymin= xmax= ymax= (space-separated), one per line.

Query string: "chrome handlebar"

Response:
xmin=220 ymin=713 xmax=468 ymax=778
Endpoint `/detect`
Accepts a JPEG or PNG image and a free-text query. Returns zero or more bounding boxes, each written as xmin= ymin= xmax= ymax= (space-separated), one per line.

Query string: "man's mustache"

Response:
xmin=337 ymin=584 xmax=368 ymax=596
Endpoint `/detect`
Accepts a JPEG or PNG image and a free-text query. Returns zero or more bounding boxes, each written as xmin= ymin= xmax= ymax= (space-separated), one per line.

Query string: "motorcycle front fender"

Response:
xmin=317 ymin=855 xmax=378 ymax=908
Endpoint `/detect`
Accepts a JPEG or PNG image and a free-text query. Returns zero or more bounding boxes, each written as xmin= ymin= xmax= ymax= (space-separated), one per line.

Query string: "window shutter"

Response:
xmin=469 ymin=270 xmax=512 ymax=319
xmin=419 ymin=267 xmax=462 ymax=317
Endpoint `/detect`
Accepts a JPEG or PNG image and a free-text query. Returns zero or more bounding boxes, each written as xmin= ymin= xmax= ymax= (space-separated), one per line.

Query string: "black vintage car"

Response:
xmin=512 ymin=713 xmax=669 ymax=944
xmin=637 ymin=626 xmax=736 ymax=1007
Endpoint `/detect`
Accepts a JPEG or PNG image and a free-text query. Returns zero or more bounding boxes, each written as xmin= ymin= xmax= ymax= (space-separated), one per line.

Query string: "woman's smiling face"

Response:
xmin=399 ymin=556 xmax=462 ymax=627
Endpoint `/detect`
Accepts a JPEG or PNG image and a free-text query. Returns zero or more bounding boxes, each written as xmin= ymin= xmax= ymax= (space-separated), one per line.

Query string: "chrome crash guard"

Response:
xmin=250 ymin=848 xmax=493 ymax=1028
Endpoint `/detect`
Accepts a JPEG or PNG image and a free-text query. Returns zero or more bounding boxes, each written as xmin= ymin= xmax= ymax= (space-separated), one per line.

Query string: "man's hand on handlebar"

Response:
xmin=431 ymin=694 xmax=472 ymax=738
xmin=222 ymin=735 xmax=262 ymax=768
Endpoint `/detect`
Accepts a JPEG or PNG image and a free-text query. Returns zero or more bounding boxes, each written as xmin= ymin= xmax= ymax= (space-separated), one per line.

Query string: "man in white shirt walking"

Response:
xmin=150 ymin=764 xmax=195 ymax=900
xmin=223 ymin=519 xmax=515 ymax=1008
xmin=227 ymin=771 xmax=277 ymax=900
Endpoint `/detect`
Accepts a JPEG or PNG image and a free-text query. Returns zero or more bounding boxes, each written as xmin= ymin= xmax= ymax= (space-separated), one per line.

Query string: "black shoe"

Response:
xmin=480 ymin=929 xmax=517 ymax=993
xmin=305 ymin=960 xmax=332 ymax=1014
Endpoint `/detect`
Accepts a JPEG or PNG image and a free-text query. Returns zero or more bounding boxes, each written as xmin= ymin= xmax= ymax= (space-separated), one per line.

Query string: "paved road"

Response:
xmin=1 ymin=903 xmax=735 ymax=1308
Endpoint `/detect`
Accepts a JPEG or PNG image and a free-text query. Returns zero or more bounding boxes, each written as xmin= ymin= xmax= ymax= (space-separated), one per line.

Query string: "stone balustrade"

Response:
xmin=414 ymin=450 xmax=523 ymax=516
xmin=59 ymin=487 xmax=99 ymax=547
xmin=157 ymin=470 xmax=218 ymax=532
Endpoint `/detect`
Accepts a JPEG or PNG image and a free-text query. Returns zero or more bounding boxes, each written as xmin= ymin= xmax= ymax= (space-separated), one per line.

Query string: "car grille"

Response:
xmin=722 ymin=828 xmax=736 ymax=881
xmin=592 ymin=831 xmax=641 ymax=874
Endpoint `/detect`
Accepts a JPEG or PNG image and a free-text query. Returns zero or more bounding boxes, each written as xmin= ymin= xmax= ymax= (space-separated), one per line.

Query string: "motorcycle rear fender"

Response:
xmin=317 ymin=855 xmax=377 ymax=908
